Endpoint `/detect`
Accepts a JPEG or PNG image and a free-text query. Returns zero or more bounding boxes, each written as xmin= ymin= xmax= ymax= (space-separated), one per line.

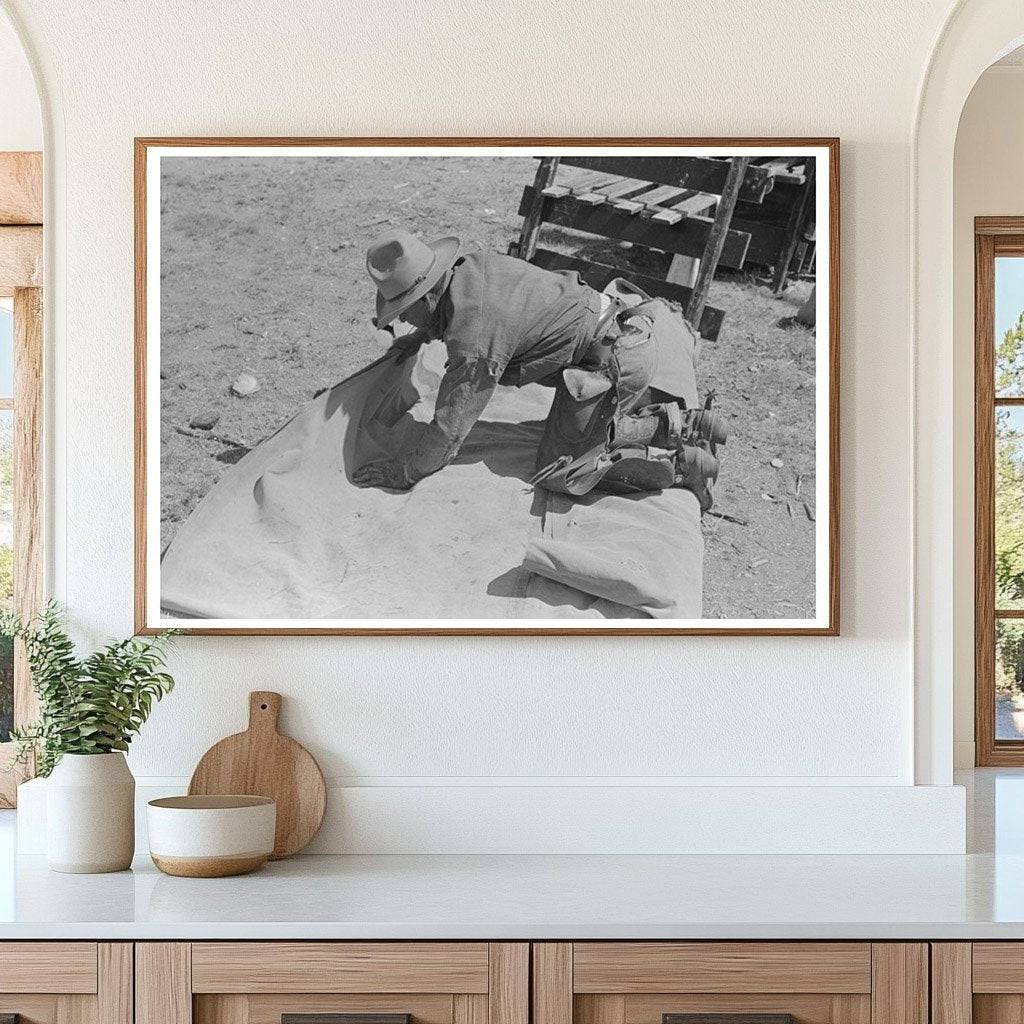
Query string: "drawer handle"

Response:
xmin=665 ymin=1016 xmax=797 ymax=1024
xmin=283 ymin=1016 xmax=411 ymax=1024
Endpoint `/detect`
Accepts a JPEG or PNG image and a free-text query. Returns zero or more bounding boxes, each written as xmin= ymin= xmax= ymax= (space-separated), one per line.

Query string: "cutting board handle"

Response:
xmin=248 ymin=691 xmax=282 ymax=734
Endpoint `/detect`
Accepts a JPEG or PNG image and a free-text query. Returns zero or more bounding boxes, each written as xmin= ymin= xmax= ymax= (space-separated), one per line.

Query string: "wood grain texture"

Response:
xmin=576 ymin=996 xmax=626 ymax=1024
xmin=134 ymin=135 xmax=840 ymax=637
xmin=534 ymin=944 xmax=573 ymax=1024
xmin=975 ymin=995 xmax=1024 ymax=1024
xmin=136 ymin=943 xmax=192 ymax=1024
xmin=0 ymin=943 xmax=97 ymax=993
xmin=0 ymin=996 xmax=59 ymax=1024
xmin=97 ymin=945 xmax=133 ymax=1024
xmin=191 ymin=942 xmax=489 ymax=994
xmin=188 ymin=690 xmax=326 ymax=858
xmin=0 ymin=152 xmax=42 ymax=224
xmin=454 ymin=995 xmax=487 ymax=1024
xmin=194 ymin=995 xmax=249 ymax=1024
xmin=931 ymin=945 xmax=971 ymax=1024
xmin=623 ymin=994 xmax=835 ymax=1024
xmin=0 ymin=226 xmax=42 ymax=288
xmin=238 ymin=994 xmax=451 ymax=1024
xmin=870 ymin=945 xmax=927 ymax=1024
xmin=489 ymin=943 xmax=528 ymax=1024
xmin=831 ymin=996 xmax=872 ymax=1024
xmin=976 ymin=228 xmax=999 ymax=765
xmin=972 ymin=943 xmax=1024 ymax=991
xmin=55 ymin=995 xmax=95 ymax=1024
xmin=573 ymin=943 xmax=871 ymax=994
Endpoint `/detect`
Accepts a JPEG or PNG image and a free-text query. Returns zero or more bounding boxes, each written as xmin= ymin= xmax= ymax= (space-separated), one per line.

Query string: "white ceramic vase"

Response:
xmin=46 ymin=752 xmax=135 ymax=873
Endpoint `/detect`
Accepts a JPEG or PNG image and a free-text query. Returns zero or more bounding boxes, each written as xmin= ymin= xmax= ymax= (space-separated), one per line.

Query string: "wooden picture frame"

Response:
xmin=135 ymin=137 xmax=840 ymax=636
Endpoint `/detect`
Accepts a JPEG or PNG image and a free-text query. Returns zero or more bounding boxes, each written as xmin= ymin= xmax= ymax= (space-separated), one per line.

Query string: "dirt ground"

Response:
xmin=159 ymin=155 xmax=817 ymax=619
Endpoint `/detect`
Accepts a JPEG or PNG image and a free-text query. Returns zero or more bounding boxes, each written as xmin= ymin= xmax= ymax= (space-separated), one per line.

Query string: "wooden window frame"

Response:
xmin=0 ymin=151 xmax=43 ymax=806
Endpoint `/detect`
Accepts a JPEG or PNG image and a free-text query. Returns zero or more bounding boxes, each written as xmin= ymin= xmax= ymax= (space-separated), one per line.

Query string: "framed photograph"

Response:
xmin=135 ymin=137 xmax=838 ymax=635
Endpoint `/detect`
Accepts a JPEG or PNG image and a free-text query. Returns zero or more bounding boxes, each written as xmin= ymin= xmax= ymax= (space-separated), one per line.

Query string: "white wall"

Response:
xmin=0 ymin=0 xmax=976 ymax=851
xmin=952 ymin=64 xmax=1024 ymax=767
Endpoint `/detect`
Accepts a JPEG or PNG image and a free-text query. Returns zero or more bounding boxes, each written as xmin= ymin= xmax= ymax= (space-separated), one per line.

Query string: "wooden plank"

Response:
xmin=56 ymin=994 xmax=94 ymax=1024
xmin=453 ymin=995 xmax=488 ymax=1024
xmin=556 ymin=156 xmax=773 ymax=203
xmin=630 ymin=186 xmax=688 ymax=210
xmin=518 ymin=187 xmax=751 ymax=268
xmin=98 ymin=945 xmax=133 ymax=1024
xmin=831 ymin=996 xmax=872 ymax=1024
xmin=192 ymin=942 xmax=489 ymax=994
xmin=530 ymin=247 xmax=724 ymax=341
xmin=534 ymin=944 xmax=573 ymax=1024
xmin=569 ymin=172 xmax=621 ymax=195
xmin=576 ymin=997 xmax=625 ymax=1024
xmin=513 ymin=157 xmax=560 ymax=261
xmin=0 ymin=152 xmax=42 ymax=225
xmin=971 ymin=943 xmax=1024 ymax=991
xmin=687 ymin=156 xmax=749 ymax=329
xmin=931 ymin=945 xmax=971 ymax=1024
xmin=0 ymin=226 xmax=42 ymax=288
xmin=573 ymin=943 xmax=871 ymax=994
xmin=595 ymin=178 xmax=650 ymax=200
xmin=136 ymin=944 xmax=191 ymax=1024
xmin=489 ymin=943 xmax=528 ymax=1024
xmin=0 ymin=943 xmax=97 ymax=994
xmin=194 ymin=995 xmax=249 ymax=1024
xmin=772 ymin=161 xmax=816 ymax=294
xmin=870 ymin=945 xmax=927 ymax=1024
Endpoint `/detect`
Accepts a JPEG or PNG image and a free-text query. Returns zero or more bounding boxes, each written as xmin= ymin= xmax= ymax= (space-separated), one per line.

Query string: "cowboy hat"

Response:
xmin=366 ymin=229 xmax=461 ymax=327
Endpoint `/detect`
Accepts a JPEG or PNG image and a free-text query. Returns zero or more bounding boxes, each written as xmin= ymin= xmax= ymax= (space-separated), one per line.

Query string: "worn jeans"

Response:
xmin=534 ymin=306 xmax=657 ymax=492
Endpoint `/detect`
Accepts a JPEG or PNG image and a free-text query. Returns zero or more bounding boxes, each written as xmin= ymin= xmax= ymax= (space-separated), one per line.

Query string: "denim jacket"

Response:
xmin=399 ymin=250 xmax=600 ymax=483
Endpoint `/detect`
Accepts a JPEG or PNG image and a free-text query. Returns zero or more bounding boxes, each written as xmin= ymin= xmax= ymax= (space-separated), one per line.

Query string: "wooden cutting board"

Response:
xmin=188 ymin=691 xmax=326 ymax=859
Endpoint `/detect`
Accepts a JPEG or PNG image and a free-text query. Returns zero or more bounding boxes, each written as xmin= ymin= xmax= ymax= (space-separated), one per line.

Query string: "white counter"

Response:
xmin=0 ymin=769 xmax=1020 ymax=941
xmin=0 ymin=849 xmax=1022 ymax=940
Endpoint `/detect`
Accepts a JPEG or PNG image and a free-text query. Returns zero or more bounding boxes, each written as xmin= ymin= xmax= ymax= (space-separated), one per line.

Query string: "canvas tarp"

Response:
xmin=161 ymin=318 xmax=703 ymax=622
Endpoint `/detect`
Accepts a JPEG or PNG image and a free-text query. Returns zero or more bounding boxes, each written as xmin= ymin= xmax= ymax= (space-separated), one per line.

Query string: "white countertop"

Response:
xmin=1 ymin=769 xmax=1021 ymax=941
xmin=0 ymin=848 xmax=1023 ymax=940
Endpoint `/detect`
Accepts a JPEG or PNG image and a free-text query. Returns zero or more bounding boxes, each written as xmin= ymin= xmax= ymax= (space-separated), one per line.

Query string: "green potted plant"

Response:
xmin=2 ymin=603 xmax=177 ymax=873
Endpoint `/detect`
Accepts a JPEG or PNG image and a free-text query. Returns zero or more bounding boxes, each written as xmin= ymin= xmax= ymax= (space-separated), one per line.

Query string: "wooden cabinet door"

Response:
xmin=935 ymin=943 xmax=1024 ymax=1024
xmin=0 ymin=942 xmax=132 ymax=1024
xmin=534 ymin=943 xmax=928 ymax=1024
xmin=137 ymin=943 xmax=528 ymax=1024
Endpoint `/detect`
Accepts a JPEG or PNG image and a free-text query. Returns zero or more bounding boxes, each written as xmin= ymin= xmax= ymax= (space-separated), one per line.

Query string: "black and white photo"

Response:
xmin=136 ymin=140 xmax=838 ymax=634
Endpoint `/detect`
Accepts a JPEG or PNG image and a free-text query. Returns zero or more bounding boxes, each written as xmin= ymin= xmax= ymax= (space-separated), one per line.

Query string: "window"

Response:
xmin=0 ymin=151 xmax=43 ymax=805
xmin=975 ymin=221 xmax=1024 ymax=764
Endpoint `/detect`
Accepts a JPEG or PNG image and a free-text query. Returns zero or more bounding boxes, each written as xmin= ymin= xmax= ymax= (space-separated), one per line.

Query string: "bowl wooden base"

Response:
xmin=151 ymin=853 xmax=268 ymax=878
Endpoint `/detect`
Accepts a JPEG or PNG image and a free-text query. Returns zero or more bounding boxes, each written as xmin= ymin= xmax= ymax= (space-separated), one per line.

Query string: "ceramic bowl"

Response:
xmin=147 ymin=795 xmax=276 ymax=877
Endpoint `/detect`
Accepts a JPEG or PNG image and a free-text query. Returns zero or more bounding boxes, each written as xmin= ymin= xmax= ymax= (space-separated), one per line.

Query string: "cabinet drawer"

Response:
xmin=0 ymin=942 xmax=130 ymax=1024
xmin=0 ymin=942 xmax=98 ymax=993
xmin=572 ymin=943 xmax=872 ymax=994
xmin=191 ymin=942 xmax=490 ymax=993
xmin=139 ymin=942 xmax=528 ymax=1024
xmin=535 ymin=943 xmax=924 ymax=1024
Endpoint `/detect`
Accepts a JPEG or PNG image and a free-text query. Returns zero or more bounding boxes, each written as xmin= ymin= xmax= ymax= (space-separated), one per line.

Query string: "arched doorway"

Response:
xmin=914 ymin=0 xmax=1024 ymax=784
